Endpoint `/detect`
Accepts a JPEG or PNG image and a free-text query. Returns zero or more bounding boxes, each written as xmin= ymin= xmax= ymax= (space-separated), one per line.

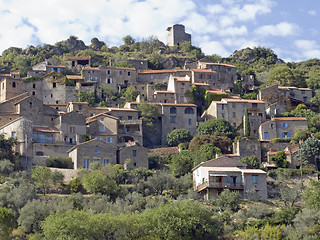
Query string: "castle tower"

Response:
xmin=166 ymin=24 xmax=191 ymax=47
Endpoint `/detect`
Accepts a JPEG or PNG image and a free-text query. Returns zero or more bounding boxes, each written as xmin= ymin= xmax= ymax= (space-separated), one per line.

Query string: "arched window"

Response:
xmin=185 ymin=107 xmax=194 ymax=114
xmin=170 ymin=107 xmax=177 ymax=114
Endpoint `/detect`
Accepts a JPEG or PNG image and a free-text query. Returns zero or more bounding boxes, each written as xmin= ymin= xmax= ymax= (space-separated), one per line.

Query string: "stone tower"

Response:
xmin=166 ymin=24 xmax=191 ymax=46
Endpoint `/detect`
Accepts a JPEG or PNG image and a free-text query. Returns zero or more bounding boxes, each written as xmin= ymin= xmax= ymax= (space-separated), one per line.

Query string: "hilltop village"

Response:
xmin=0 ymin=24 xmax=316 ymax=200
xmin=2 ymin=24 xmax=320 ymax=239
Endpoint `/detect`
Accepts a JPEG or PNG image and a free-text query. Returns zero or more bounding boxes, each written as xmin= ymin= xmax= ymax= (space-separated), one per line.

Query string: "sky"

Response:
xmin=0 ymin=0 xmax=319 ymax=62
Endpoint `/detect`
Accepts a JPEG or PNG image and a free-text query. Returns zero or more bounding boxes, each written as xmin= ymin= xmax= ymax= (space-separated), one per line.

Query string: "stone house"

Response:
xmin=65 ymin=56 xmax=91 ymax=73
xmin=193 ymin=156 xmax=267 ymax=200
xmin=258 ymin=85 xmax=312 ymax=111
xmin=167 ymin=75 xmax=192 ymax=104
xmin=81 ymin=66 xmax=137 ymax=93
xmin=166 ymin=24 xmax=191 ymax=46
xmin=119 ymin=143 xmax=149 ymax=169
xmin=259 ymin=117 xmax=308 ymax=140
xmin=0 ymin=77 xmax=24 ymax=102
xmin=191 ymin=69 xmax=217 ymax=89
xmin=202 ymin=98 xmax=266 ymax=137
xmin=150 ymin=91 xmax=175 ymax=103
xmin=54 ymin=111 xmax=87 ymax=145
xmin=0 ymin=72 xmax=20 ymax=80
xmin=24 ymin=72 xmax=78 ymax=104
xmin=68 ymin=139 xmax=117 ymax=169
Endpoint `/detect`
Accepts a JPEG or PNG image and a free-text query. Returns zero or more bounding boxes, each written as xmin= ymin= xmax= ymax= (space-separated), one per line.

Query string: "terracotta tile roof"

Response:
xmin=0 ymin=74 xmax=11 ymax=77
xmin=107 ymin=107 xmax=138 ymax=112
xmin=66 ymin=75 xmax=84 ymax=80
xmin=149 ymin=147 xmax=179 ymax=155
xmin=193 ymin=156 xmax=247 ymax=171
xmin=138 ymin=69 xmax=177 ymax=74
xmin=158 ymin=103 xmax=196 ymax=107
xmin=67 ymin=102 xmax=89 ymax=107
xmin=273 ymin=117 xmax=307 ymax=121
xmin=207 ymin=89 xmax=226 ymax=94
xmin=191 ymin=69 xmax=215 ymax=73
xmin=193 ymin=82 xmax=210 ymax=86
xmin=33 ymin=126 xmax=60 ymax=133
xmin=106 ymin=66 xmax=136 ymax=71
xmin=268 ymin=151 xmax=291 ymax=155
xmin=82 ymin=67 xmax=100 ymax=71
xmin=46 ymin=65 xmax=66 ymax=68
xmin=222 ymin=98 xmax=265 ymax=104
xmin=86 ymin=113 xmax=118 ymax=123
xmin=66 ymin=56 xmax=91 ymax=60
xmin=10 ymin=72 xmax=20 ymax=75
xmin=67 ymin=138 xmax=116 ymax=152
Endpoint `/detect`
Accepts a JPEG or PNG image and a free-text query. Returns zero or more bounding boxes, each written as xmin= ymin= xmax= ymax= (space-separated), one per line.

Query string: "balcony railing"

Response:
xmin=196 ymin=181 xmax=243 ymax=192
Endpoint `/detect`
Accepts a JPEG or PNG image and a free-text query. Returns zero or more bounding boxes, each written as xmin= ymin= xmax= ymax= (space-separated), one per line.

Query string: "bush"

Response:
xmin=271 ymin=138 xmax=292 ymax=143
xmin=46 ymin=157 xmax=71 ymax=169
xmin=166 ymin=129 xmax=193 ymax=147
xmin=69 ymin=178 xmax=83 ymax=193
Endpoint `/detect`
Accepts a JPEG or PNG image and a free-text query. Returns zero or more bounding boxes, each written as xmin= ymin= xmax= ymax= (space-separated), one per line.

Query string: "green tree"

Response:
xmin=271 ymin=151 xmax=288 ymax=168
xmin=81 ymin=170 xmax=108 ymax=194
xmin=77 ymin=91 xmax=96 ymax=106
xmin=169 ymin=151 xmax=193 ymax=177
xmin=0 ymin=159 xmax=14 ymax=175
xmin=189 ymin=134 xmax=231 ymax=153
xmin=239 ymin=156 xmax=260 ymax=169
xmin=166 ymin=129 xmax=193 ymax=146
xmin=31 ymin=166 xmax=53 ymax=195
xmin=100 ymin=84 xmax=115 ymax=103
xmin=197 ymin=119 xmax=236 ymax=139
xmin=244 ymin=108 xmax=250 ymax=137
xmin=302 ymin=180 xmax=320 ymax=210
xmin=214 ymin=189 xmax=241 ymax=212
xmin=122 ymin=35 xmax=135 ymax=45
xmin=193 ymin=144 xmax=221 ymax=166
xmin=0 ymin=133 xmax=18 ymax=164
xmin=0 ymin=207 xmax=14 ymax=240
xmin=123 ymin=85 xmax=139 ymax=102
xmin=301 ymin=136 xmax=320 ymax=170
xmin=268 ymin=64 xmax=296 ymax=86
xmin=137 ymin=102 xmax=160 ymax=133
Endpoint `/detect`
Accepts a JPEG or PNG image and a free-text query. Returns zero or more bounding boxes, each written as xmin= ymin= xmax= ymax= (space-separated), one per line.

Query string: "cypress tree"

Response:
xmin=244 ymin=108 xmax=250 ymax=137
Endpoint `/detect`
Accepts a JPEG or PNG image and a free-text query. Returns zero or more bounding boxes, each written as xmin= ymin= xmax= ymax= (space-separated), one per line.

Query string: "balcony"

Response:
xmin=196 ymin=181 xmax=244 ymax=192
xmin=119 ymin=119 xmax=142 ymax=125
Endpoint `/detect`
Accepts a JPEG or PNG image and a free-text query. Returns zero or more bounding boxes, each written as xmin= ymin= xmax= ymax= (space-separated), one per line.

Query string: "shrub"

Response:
xmin=46 ymin=157 xmax=71 ymax=169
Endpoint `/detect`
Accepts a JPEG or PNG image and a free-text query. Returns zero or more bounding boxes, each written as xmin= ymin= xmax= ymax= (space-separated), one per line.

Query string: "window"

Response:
xmin=282 ymin=132 xmax=290 ymax=138
xmin=119 ymin=116 xmax=123 ymax=120
xmin=36 ymin=151 xmax=44 ymax=156
xmin=128 ymin=116 xmax=132 ymax=120
xmin=100 ymin=126 xmax=105 ymax=132
xmin=165 ymin=75 xmax=168 ymax=79
xmin=84 ymin=158 xmax=89 ymax=169
xmin=150 ymin=74 xmax=153 ymax=79
xmin=94 ymin=147 xmax=99 ymax=153
xmin=78 ymin=105 xmax=82 ymax=110
xmin=222 ymin=113 xmax=225 ymax=118
xmin=284 ymin=92 xmax=287 ymax=97
xmin=184 ymin=107 xmax=194 ymax=114
xmin=263 ymin=132 xmax=270 ymax=140
xmin=188 ymin=119 xmax=192 ymax=125
xmin=96 ymin=136 xmax=101 ymax=140
xmin=221 ymin=105 xmax=224 ymax=110
xmin=70 ymin=126 xmax=75 ymax=133
xmin=107 ymin=137 xmax=111 ymax=143
xmin=284 ymin=100 xmax=287 ymax=106
xmin=301 ymin=90 xmax=305 ymax=94
xmin=11 ymin=132 xmax=16 ymax=138
xmin=33 ymin=83 xmax=36 ymax=88
xmin=104 ymin=159 xmax=109 ymax=165
xmin=209 ymin=75 xmax=212 ymax=79
xmin=133 ymin=150 xmax=137 ymax=157
xmin=252 ymin=103 xmax=257 ymax=108
xmin=233 ymin=112 xmax=236 ymax=117
xmin=170 ymin=116 xmax=176 ymax=123
xmin=107 ymin=70 xmax=111 ymax=75
xmin=53 ymin=82 xmax=56 ymax=88
xmin=258 ymin=113 xmax=263 ymax=117
xmin=128 ymin=71 xmax=131 ymax=76
xmin=303 ymin=97 xmax=307 ymax=102
xmin=12 ymin=82 xmax=16 ymax=88
xmin=233 ymin=122 xmax=236 ymax=127
xmin=200 ymin=74 xmax=203 ymax=79
xmin=32 ymin=91 xmax=35 ymax=95
xmin=170 ymin=107 xmax=177 ymax=114
xmin=32 ymin=133 xmax=38 ymax=141
xmin=101 ymin=118 xmax=104 ymax=122
xmin=252 ymin=175 xmax=258 ymax=184
xmin=281 ymin=122 xmax=288 ymax=128
xmin=232 ymin=103 xmax=236 ymax=108
xmin=40 ymin=134 xmax=46 ymax=143
xmin=119 ymin=71 xmax=122 ymax=75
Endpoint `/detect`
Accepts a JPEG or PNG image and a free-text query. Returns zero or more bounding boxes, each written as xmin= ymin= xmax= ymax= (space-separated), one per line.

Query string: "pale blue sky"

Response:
xmin=0 ymin=0 xmax=319 ymax=62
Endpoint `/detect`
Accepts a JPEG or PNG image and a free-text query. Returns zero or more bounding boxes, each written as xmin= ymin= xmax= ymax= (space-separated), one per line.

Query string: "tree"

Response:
xmin=166 ymin=129 xmax=193 ymax=147
xmin=77 ymin=91 xmax=96 ymax=106
xmin=301 ymin=136 xmax=320 ymax=170
xmin=197 ymin=119 xmax=236 ymax=139
xmin=122 ymin=35 xmax=135 ymax=45
xmin=280 ymin=187 xmax=300 ymax=208
xmin=302 ymin=180 xmax=320 ymax=210
xmin=214 ymin=189 xmax=241 ymax=211
xmin=193 ymin=144 xmax=221 ymax=166
xmin=123 ymin=86 xmax=139 ymax=102
xmin=0 ymin=159 xmax=14 ymax=175
xmin=0 ymin=133 xmax=17 ymax=164
xmin=0 ymin=207 xmax=14 ymax=240
xmin=189 ymin=134 xmax=231 ymax=153
xmin=81 ymin=170 xmax=108 ymax=194
xmin=31 ymin=166 xmax=53 ymax=195
xmin=239 ymin=156 xmax=260 ymax=169
xmin=137 ymin=102 xmax=160 ymax=133
xmin=100 ymin=84 xmax=115 ymax=103
xmin=244 ymin=108 xmax=250 ymax=137
xmin=169 ymin=151 xmax=194 ymax=177
xmin=271 ymin=151 xmax=288 ymax=168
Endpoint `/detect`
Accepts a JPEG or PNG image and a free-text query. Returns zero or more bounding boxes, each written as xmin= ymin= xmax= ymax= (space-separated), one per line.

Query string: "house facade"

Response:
xmin=259 ymin=117 xmax=308 ymax=140
xmin=193 ymin=156 xmax=267 ymax=200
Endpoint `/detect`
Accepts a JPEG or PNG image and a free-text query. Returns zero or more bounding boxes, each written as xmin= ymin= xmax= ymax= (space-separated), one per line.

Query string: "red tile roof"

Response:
xmin=33 ymin=126 xmax=60 ymax=133
xmin=191 ymin=69 xmax=215 ymax=73
xmin=149 ymin=147 xmax=179 ymax=155
xmin=138 ymin=69 xmax=177 ymax=74
xmin=273 ymin=117 xmax=307 ymax=121
xmin=222 ymin=98 xmax=265 ymax=104
xmin=193 ymin=82 xmax=210 ymax=86
xmin=66 ymin=75 xmax=84 ymax=80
